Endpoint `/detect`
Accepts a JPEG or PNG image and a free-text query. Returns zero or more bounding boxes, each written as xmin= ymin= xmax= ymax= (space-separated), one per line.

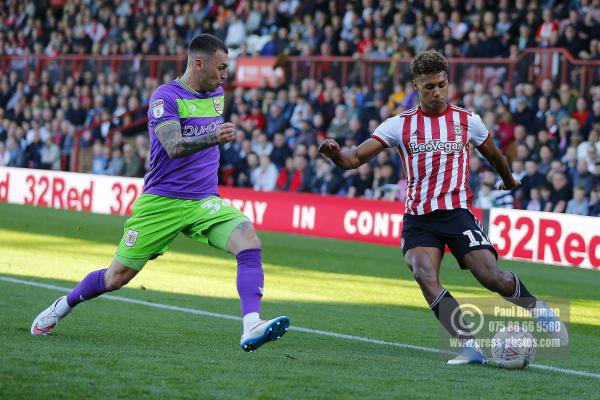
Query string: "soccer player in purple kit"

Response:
xmin=31 ymin=34 xmax=290 ymax=352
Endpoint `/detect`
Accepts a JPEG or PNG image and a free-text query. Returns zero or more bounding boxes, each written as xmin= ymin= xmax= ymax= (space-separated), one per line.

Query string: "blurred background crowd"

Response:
xmin=1 ymin=0 xmax=600 ymax=216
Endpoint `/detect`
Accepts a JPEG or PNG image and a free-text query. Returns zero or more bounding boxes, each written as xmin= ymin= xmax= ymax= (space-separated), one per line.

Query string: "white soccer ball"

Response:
xmin=491 ymin=326 xmax=536 ymax=369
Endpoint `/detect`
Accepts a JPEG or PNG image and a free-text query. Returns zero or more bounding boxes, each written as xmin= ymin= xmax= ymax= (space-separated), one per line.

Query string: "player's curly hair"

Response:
xmin=410 ymin=50 xmax=448 ymax=78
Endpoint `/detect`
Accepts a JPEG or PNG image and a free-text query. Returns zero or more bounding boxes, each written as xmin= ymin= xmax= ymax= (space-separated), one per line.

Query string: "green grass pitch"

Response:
xmin=1 ymin=203 xmax=599 ymax=399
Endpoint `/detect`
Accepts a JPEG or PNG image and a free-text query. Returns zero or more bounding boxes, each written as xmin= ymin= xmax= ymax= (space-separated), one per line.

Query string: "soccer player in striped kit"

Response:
xmin=319 ymin=50 xmax=568 ymax=365
xmin=31 ymin=34 xmax=289 ymax=352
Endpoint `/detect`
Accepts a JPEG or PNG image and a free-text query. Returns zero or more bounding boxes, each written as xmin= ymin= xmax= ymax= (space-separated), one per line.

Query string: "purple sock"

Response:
xmin=66 ymin=269 xmax=108 ymax=307
xmin=236 ymin=249 xmax=264 ymax=316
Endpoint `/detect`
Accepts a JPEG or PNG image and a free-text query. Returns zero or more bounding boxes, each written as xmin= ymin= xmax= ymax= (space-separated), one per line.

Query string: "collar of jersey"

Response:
xmin=417 ymin=104 xmax=450 ymax=117
xmin=176 ymin=77 xmax=201 ymax=96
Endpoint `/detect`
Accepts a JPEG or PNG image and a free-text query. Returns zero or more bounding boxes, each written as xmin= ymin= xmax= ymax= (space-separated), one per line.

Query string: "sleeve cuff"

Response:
xmin=155 ymin=120 xmax=180 ymax=133
xmin=371 ymin=135 xmax=389 ymax=148
xmin=473 ymin=132 xmax=490 ymax=147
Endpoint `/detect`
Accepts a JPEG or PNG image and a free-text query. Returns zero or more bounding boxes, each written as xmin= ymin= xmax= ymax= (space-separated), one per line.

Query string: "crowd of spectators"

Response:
xmin=1 ymin=0 xmax=600 ymax=216
xmin=220 ymin=77 xmax=600 ymax=217
xmin=2 ymin=0 xmax=599 ymax=59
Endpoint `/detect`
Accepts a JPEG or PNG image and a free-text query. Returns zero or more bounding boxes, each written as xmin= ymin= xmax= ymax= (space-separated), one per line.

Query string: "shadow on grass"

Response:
xmin=2 ymin=203 xmax=600 ymax=302
xmin=3 ymin=272 xmax=600 ymax=400
xmin=2 ymin=272 xmax=599 ymax=366
xmin=3 ymin=272 xmax=443 ymax=359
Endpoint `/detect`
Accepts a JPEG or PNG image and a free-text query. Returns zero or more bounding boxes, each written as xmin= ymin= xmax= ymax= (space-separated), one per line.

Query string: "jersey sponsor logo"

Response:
xmin=125 ymin=229 xmax=139 ymax=247
xmin=408 ymin=140 xmax=465 ymax=154
xmin=181 ymin=119 xmax=223 ymax=136
xmin=213 ymin=97 xmax=224 ymax=115
xmin=152 ymin=99 xmax=164 ymax=118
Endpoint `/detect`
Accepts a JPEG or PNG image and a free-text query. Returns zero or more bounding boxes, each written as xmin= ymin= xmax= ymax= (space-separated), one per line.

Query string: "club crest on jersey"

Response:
xmin=125 ymin=229 xmax=139 ymax=247
xmin=453 ymin=124 xmax=463 ymax=136
xmin=152 ymin=99 xmax=164 ymax=118
xmin=213 ymin=97 xmax=224 ymax=115
xmin=411 ymin=130 xmax=419 ymax=137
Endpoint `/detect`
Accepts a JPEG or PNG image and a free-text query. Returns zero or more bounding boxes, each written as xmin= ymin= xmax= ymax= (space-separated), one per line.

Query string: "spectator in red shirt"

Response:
xmin=536 ymin=9 xmax=559 ymax=46
xmin=356 ymin=28 xmax=374 ymax=54
xmin=572 ymin=97 xmax=590 ymax=129
xmin=276 ymin=155 xmax=312 ymax=192
xmin=496 ymin=108 xmax=516 ymax=151
xmin=246 ymin=101 xmax=267 ymax=131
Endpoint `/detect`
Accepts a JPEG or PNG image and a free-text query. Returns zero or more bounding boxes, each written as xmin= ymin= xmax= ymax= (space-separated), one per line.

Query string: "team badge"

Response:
xmin=125 ymin=229 xmax=139 ymax=247
xmin=213 ymin=97 xmax=224 ymax=115
xmin=453 ymin=124 xmax=463 ymax=135
xmin=152 ymin=99 xmax=164 ymax=118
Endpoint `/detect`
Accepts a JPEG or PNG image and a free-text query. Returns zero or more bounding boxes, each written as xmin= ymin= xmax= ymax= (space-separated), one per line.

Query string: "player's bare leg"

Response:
xmin=31 ymin=260 xmax=138 ymax=335
xmin=406 ymin=247 xmax=487 ymax=365
xmin=405 ymin=247 xmax=444 ymax=304
xmin=227 ymin=221 xmax=289 ymax=351
xmin=464 ymin=249 xmax=568 ymax=346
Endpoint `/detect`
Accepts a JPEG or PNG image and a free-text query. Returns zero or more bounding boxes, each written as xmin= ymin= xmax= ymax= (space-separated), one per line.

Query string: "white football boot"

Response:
xmin=240 ymin=316 xmax=290 ymax=352
xmin=31 ymin=296 xmax=71 ymax=336
xmin=447 ymin=338 xmax=488 ymax=365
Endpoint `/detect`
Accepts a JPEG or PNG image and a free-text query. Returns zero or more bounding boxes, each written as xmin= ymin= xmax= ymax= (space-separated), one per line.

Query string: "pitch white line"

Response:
xmin=3 ymin=275 xmax=599 ymax=380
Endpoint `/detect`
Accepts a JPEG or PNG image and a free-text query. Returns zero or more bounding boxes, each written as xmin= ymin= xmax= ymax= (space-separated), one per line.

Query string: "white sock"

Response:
xmin=243 ymin=312 xmax=261 ymax=332
xmin=55 ymin=296 xmax=72 ymax=317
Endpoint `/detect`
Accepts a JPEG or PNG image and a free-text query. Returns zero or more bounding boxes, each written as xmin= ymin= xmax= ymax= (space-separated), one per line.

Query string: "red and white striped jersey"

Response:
xmin=372 ymin=104 xmax=489 ymax=215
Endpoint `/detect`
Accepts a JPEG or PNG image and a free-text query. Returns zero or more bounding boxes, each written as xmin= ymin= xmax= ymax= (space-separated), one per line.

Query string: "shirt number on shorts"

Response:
xmin=201 ymin=199 xmax=227 ymax=215
xmin=462 ymin=230 xmax=491 ymax=247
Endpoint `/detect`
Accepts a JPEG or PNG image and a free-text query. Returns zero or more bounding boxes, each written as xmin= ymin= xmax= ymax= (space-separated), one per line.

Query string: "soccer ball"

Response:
xmin=491 ymin=326 xmax=536 ymax=369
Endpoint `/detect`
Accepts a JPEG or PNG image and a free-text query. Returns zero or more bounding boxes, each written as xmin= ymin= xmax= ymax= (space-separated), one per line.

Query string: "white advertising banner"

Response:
xmin=0 ymin=166 xmax=144 ymax=216
xmin=488 ymin=208 xmax=600 ymax=270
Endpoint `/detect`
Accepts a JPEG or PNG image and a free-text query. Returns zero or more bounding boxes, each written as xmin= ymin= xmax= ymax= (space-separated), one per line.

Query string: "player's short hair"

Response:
xmin=188 ymin=34 xmax=228 ymax=57
xmin=410 ymin=50 xmax=448 ymax=79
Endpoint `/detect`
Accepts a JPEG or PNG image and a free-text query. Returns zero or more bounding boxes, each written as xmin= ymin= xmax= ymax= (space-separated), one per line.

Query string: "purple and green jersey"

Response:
xmin=144 ymin=78 xmax=225 ymax=200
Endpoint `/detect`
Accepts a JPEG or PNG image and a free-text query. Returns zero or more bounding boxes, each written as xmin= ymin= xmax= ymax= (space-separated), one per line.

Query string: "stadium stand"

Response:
xmin=1 ymin=0 xmax=600 ymax=216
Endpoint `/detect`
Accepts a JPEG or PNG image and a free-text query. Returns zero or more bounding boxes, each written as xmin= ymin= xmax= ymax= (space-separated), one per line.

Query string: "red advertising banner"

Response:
xmin=234 ymin=57 xmax=282 ymax=88
xmin=219 ymin=186 xmax=406 ymax=246
xmin=0 ymin=166 xmax=482 ymax=248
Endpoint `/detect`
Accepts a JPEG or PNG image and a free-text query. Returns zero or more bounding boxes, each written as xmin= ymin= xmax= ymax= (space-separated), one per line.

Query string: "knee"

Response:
xmin=246 ymin=233 xmax=261 ymax=250
xmin=236 ymin=234 xmax=261 ymax=253
xmin=412 ymin=266 xmax=439 ymax=288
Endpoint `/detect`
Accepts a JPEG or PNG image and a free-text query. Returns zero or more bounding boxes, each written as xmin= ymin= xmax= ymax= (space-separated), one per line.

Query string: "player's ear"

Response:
xmin=194 ymin=57 xmax=204 ymax=71
xmin=412 ymin=79 xmax=418 ymax=93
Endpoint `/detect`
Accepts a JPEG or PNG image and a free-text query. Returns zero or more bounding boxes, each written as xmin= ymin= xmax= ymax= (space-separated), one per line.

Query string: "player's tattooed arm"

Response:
xmin=155 ymin=121 xmax=236 ymax=158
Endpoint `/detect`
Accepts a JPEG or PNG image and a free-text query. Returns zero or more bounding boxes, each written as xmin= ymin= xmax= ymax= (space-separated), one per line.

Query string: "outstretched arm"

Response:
xmin=318 ymin=138 xmax=385 ymax=170
xmin=476 ymin=136 xmax=519 ymax=190
xmin=155 ymin=121 xmax=235 ymax=159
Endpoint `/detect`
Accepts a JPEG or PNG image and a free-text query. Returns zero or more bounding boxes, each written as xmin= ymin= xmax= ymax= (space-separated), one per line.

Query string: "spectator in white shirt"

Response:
xmin=566 ymin=186 xmax=590 ymax=216
xmin=253 ymin=155 xmax=279 ymax=192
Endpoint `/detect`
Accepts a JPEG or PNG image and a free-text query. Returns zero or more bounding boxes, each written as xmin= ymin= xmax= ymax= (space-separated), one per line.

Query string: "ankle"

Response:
xmin=55 ymin=296 xmax=72 ymax=317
